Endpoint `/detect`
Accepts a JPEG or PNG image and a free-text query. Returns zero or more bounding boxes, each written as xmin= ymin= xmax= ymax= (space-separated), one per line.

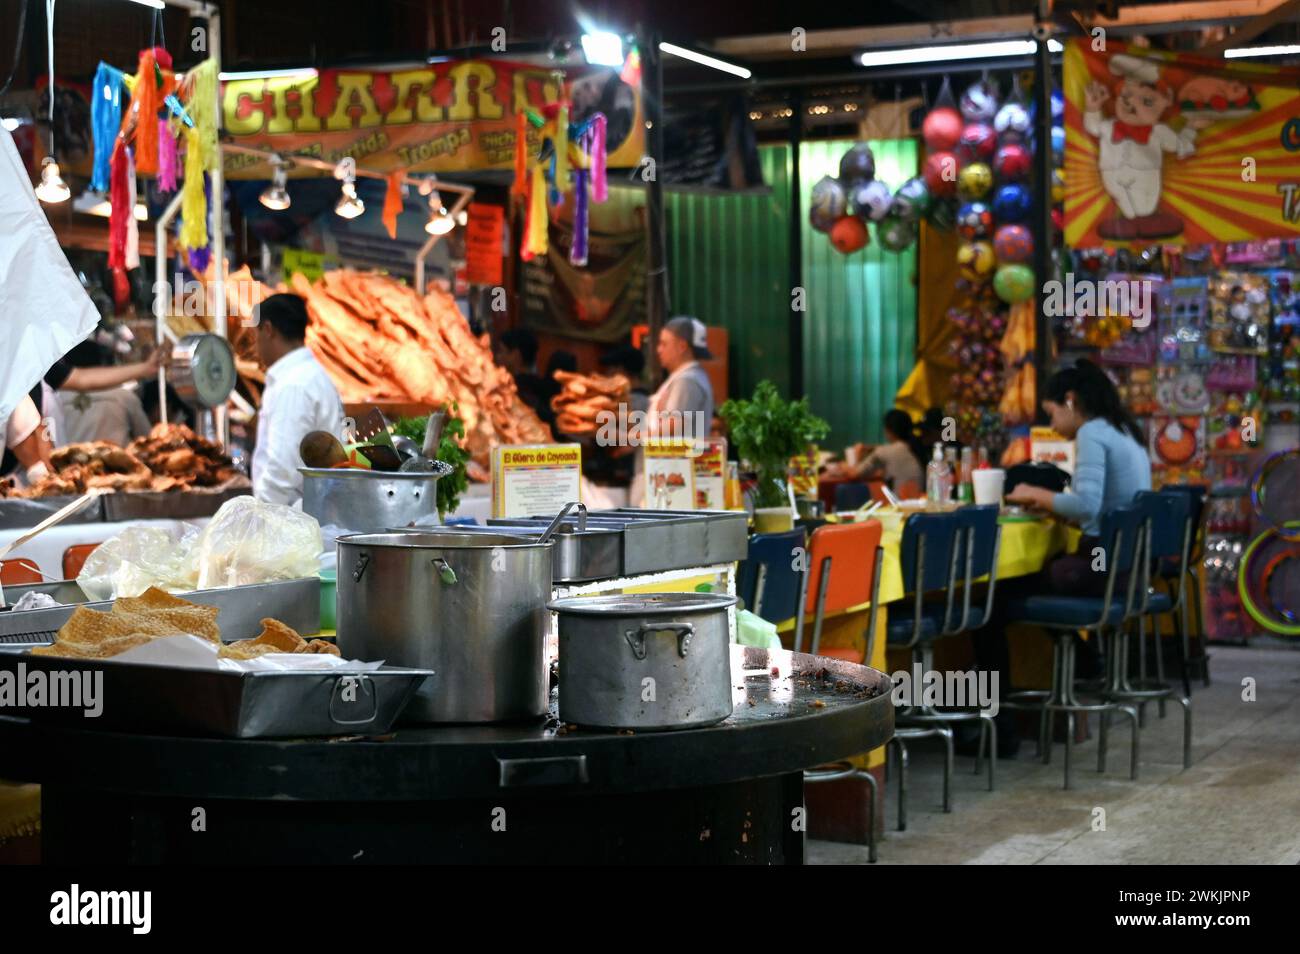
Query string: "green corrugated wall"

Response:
xmin=665 ymin=146 xmax=794 ymax=398
xmin=797 ymin=139 xmax=919 ymax=446
xmin=663 ymin=140 xmax=918 ymax=447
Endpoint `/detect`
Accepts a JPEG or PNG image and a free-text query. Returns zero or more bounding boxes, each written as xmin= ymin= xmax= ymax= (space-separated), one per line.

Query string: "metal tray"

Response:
xmin=0 ymin=577 xmax=321 ymax=646
xmin=0 ymin=651 xmax=433 ymax=738
xmin=0 ymin=494 xmax=106 ymax=530
xmin=477 ymin=521 xmax=624 ymax=582
xmin=102 ymin=486 xmax=251 ymax=522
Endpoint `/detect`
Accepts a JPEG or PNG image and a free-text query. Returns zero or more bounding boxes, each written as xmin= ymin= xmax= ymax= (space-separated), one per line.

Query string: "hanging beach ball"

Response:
xmin=993 ymin=224 xmax=1034 ymax=263
xmin=891 ymin=176 xmax=932 ymax=221
xmin=956 ymin=162 xmax=994 ymax=201
xmin=830 ymin=214 xmax=870 ymax=254
xmin=994 ymin=142 xmax=1032 ymax=181
xmin=957 ymin=240 xmax=997 ymax=283
xmin=851 ymin=179 xmax=895 ymax=221
xmin=994 ymin=102 xmax=1032 ymax=143
xmin=956 ymin=201 xmax=994 ymax=241
xmin=993 ymin=263 xmax=1036 ymax=305
xmin=922 ymin=107 xmax=964 ymax=153
xmin=810 ymin=175 xmax=847 ymax=233
xmin=991 ymin=182 xmax=1032 ymax=223
xmin=957 ymin=123 xmax=998 ymax=164
xmin=960 ymin=80 xmax=1000 ymax=123
xmin=877 ymin=214 xmax=918 ymax=252
xmin=922 ymin=151 xmax=959 ymax=198
xmin=1051 ymin=167 xmax=1066 ymax=205
xmin=839 ymin=143 xmax=877 ymax=185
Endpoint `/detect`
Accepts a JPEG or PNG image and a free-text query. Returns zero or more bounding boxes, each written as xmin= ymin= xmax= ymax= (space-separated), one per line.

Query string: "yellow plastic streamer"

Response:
xmin=525 ymin=163 xmax=549 ymax=257
xmin=553 ymin=104 xmax=570 ymax=193
xmin=177 ymin=60 xmax=218 ymax=252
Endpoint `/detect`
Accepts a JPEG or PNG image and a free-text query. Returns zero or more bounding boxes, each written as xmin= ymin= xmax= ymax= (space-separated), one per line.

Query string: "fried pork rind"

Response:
xmin=219 ymin=618 xmax=340 ymax=659
xmin=29 ymin=588 xmax=219 ymax=659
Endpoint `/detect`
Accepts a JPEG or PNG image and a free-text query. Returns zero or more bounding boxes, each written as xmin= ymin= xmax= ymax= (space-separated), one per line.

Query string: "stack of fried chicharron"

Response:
xmin=549 ymin=371 xmax=631 ymax=438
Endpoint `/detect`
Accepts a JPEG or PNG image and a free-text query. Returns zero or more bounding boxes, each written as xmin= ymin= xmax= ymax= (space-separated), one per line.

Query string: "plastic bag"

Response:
xmin=194 ymin=496 xmax=323 ymax=590
xmin=316 ymin=524 xmax=349 ymax=574
xmin=735 ymin=608 xmax=784 ymax=650
xmin=77 ymin=523 xmax=203 ymax=600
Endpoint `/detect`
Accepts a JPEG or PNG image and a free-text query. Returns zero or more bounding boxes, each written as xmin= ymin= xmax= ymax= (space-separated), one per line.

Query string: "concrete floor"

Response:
xmin=809 ymin=644 xmax=1300 ymax=865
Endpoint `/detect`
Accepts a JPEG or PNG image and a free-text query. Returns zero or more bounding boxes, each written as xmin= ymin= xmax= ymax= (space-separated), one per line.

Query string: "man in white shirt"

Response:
xmin=648 ymin=316 xmax=714 ymax=440
xmin=251 ymin=293 xmax=345 ymax=507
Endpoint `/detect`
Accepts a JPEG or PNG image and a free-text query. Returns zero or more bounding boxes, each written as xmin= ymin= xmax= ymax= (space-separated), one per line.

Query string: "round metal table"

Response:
xmin=0 ymin=646 xmax=893 ymax=864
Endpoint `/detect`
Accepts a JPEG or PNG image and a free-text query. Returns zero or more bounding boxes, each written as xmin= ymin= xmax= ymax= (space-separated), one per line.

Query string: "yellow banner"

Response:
xmin=221 ymin=60 xmax=643 ymax=179
xmin=1064 ymin=38 xmax=1300 ymax=246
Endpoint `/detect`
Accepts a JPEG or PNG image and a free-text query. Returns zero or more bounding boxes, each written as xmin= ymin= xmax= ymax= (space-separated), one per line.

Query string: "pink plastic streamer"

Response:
xmin=591 ymin=114 xmax=607 ymax=203
xmin=570 ymin=168 xmax=589 ymax=267
xmin=157 ymin=118 xmax=179 ymax=192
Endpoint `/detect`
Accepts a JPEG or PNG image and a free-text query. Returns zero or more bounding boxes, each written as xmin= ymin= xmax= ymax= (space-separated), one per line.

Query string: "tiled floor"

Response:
xmin=809 ymin=644 xmax=1300 ymax=865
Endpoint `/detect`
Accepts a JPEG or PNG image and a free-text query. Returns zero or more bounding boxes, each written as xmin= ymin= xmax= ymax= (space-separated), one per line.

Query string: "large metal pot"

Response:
xmin=337 ymin=529 xmax=553 ymax=723
xmin=301 ymin=464 xmax=451 ymax=532
xmin=548 ymin=592 xmax=737 ymax=731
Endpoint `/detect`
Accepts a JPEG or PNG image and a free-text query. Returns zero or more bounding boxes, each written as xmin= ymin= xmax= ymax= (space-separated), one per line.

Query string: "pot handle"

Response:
xmin=432 ymin=556 xmax=457 ymax=585
xmin=624 ymin=621 xmax=695 ymax=660
xmin=539 ymin=500 xmax=587 ymax=544
xmin=352 ymin=552 xmax=370 ymax=582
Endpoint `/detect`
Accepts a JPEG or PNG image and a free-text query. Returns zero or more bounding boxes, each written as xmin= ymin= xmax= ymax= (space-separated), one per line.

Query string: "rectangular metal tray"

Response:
xmin=478 ymin=520 xmax=624 ymax=582
xmin=102 ymin=486 xmax=251 ymax=522
xmin=0 ymin=577 xmax=321 ymax=646
xmin=0 ymin=651 xmax=432 ymax=738
xmin=0 ymin=494 xmax=106 ymax=530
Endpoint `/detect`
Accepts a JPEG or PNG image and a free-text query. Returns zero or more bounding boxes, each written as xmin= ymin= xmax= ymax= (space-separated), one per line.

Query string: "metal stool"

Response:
xmin=1003 ymin=505 xmax=1146 ymax=789
xmin=885 ymin=726 xmax=954 ymax=830
xmin=803 ymin=761 xmax=879 ymax=862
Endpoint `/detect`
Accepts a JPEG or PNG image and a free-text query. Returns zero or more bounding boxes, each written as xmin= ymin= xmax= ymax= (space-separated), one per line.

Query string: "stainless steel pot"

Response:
xmin=301 ymin=463 xmax=452 ymax=532
xmin=548 ymin=592 xmax=737 ymax=731
xmin=337 ymin=529 xmax=553 ymax=723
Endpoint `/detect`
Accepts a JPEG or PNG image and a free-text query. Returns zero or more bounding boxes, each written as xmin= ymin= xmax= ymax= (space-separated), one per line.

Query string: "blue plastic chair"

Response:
xmin=1004 ymin=505 xmax=1145 ymax=790
xmin=1157 ymin=484 xmax=1211 ymax=685
xmin=833 ymin=482 xmax=872 ymax=512
xmin=736 ymin=528 xmax=806 ymax=625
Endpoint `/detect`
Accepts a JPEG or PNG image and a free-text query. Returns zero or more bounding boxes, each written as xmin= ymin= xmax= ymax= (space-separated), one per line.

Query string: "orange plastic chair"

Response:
xmin=0 ymin=559 xmax=43 ymax=585
xmin=62 ymin=544 xmax=101 ymax=581
xmin=896 ymin=479 xmax=923 ymax=500
xmin=868 ymin=481 xmax=889 ymax=504
xmin=794 ymin=519 xmax=885 ymax=663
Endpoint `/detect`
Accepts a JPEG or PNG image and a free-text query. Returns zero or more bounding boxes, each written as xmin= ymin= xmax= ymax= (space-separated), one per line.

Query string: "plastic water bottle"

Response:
xmin=926 ymin=443 xmax=952 ymax=505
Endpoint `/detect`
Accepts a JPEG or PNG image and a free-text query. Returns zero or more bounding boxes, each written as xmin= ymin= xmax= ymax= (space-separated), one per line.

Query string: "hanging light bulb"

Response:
xmin=35 ymin=156 xmax=71 ymax=203
xmin=424 ymin=189 xmax=454 ymax=235
xmin=259 ymin=155 xmax=291 ymax=211
xmin=333 ymin=156 xmax=364 ymax=219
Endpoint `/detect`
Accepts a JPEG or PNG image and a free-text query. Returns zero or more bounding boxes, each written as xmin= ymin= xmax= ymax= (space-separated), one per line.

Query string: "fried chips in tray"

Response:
xmin=6 ymin=589 xmax=432 ymax=738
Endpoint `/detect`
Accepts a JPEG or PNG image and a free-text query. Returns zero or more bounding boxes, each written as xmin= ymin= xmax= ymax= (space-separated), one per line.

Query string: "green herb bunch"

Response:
xmin=719 ymin=380 xmax=829 ymax=509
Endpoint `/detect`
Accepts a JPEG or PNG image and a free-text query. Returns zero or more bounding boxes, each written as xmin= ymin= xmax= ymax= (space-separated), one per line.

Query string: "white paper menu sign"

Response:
xmin=492 ymin=444 xmax=582 ymax=517
xmin=692 ymin=438 xmax=727 ymax=510
xmin=640 ymin=439 xmax=697 ymax=510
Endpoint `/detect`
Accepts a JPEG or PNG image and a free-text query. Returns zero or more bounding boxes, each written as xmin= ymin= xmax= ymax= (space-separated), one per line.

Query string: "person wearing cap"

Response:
xmin=251 ymin=293 xmax=345 ymax=507
xmin=649 ymin=316 xmax=714 ymax=439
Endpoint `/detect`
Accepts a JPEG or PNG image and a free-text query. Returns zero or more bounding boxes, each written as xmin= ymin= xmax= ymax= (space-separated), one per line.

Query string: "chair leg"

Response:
xmin=1177 ymin=694 xmax=1192 ymax=770
xmin=1063 ymin=710 xmax=1075 ymax=790
xmin=861 ymin=769 xmax=878 ymax=863
xmin=1188 ymin=572 xmax=1211 ymax=687
xmin=978 ymin=713 xmax=996 ymax=791
xmin=1137 ymin=612 xmax=1147 ymax=684
xmin=1098 ymin=707 xmax=1109 ymax=774
xmin=1151 ymin=614 xmax=1167 ymax=719
xmin=1120 ymin=704 xmax=1141 ymax=780
xmin=1171 ymin=606 xmax=1193 ymax=700
xmin=889 ymin=737 xmax=909 ymax=832
xmin=940 ymin=727 xmax=954 ymax=813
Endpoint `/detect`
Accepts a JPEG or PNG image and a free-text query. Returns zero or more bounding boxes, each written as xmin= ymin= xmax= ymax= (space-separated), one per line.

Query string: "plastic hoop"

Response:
xmin=1239 ymin=521 xmax=1300 ymax=636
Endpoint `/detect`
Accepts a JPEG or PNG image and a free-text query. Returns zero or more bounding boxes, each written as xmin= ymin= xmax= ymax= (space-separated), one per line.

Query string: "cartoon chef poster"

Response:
xmin=1063 ymin=40 xmax=1300 ymax=247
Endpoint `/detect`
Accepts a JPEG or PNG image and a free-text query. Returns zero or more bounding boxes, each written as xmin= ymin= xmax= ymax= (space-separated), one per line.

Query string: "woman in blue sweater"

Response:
xmin=971 ymin=359 xmax=1151 ymax=756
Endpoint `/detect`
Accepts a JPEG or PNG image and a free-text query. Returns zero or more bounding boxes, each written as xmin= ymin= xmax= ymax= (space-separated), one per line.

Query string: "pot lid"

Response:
xmin=547 ymin=593 xmax=737 ymax=615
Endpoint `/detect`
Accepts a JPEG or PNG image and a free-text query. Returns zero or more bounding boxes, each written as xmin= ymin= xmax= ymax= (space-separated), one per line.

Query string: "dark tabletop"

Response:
xmin=0 ymin=646 xmax=893 ymax=802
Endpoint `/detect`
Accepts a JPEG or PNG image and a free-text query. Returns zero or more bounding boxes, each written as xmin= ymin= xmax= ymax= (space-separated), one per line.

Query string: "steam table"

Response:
xmin=0 ymin=646 xmax=893 ymax=865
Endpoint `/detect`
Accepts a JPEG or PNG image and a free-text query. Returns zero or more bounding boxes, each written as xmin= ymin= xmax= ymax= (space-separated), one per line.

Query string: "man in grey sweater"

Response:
xmin=649 ymin=316 xmax=714 ymax=441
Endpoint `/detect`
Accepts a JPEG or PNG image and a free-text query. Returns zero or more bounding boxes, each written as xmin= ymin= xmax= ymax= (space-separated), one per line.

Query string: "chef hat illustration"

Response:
xmin=1108 ymin=53 xmax=1162 ymax=85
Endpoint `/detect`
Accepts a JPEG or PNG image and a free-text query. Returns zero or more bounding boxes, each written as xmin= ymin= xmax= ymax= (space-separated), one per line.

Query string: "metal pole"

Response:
xmin=1031 ymin=28 xmax=1054 ymax=420
xmin=788 ymin=88 xmax=804 ymax=398
xmin=643 ymin=31 xmax=667 ymax=380
xmin=154 ymin=191 xmax=185 ymax=426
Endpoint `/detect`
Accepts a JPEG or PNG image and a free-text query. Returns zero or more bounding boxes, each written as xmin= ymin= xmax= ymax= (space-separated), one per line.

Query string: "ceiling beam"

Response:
xmin=1196 ymin=0 xmax=1300 ymax=54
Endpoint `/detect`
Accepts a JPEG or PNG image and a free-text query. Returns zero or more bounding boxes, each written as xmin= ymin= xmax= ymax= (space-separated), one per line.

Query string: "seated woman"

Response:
xmin=838 ymin=409 xmax=926 ymax=492
xmin=970 ymin=358 xmax=1151 ymax=755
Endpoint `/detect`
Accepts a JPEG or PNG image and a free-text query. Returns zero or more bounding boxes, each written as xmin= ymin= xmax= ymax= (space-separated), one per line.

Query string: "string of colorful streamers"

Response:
xmin=187 ymin=176 xmax=213 ymax=276
xmin=130 ymin=47 xmax=173 ymax=176
xmin=553 ymin=104 xmax=570 ymax=197
xmin=90 ymin=62 xmax=125 ymax=192
xmin=590 ymin=114 xmax=606 ymax=203
xmin=178 ymin=60 xmax=218 ymax=256
xmin=108 ymin=142 xmax=131 ymax=308
xmin=570 ymin=168 xmax=589 ymax=267
xmin=157 ymin=117 xmax=178 ymax=192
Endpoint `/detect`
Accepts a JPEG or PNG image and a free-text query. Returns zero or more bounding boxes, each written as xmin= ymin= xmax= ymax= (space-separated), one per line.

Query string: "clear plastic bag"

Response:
xmin=77 ymin=523 xmax=203 ymax=600
xmin=194 ymin=496 xmax=323 ymax=590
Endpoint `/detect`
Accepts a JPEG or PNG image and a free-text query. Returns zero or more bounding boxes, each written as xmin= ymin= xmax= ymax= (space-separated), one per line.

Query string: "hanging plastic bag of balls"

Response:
xmin=891 ymin=177 xmax=932 ymax=222
xmin=923 ymin=151 xmax=959 ymax=199
xmin=922 ymin=75 xmax=964 ymax=152
xmin=960 ymin=79 xmax=1000 ymax=124
xmin=877 ymin=214 xmax=918 ymax=252
xmin=839 ymin=142 xmax=876 ymax=187
xmin=851 ymin=178 xmax=894 ymax=222
xmin=810 ymin=175 xmax=847 ymax=233
xmin=830 ymin=214 xmax=870 ymax=254
xmin=957 ymin=162 xmax=994 ymax=202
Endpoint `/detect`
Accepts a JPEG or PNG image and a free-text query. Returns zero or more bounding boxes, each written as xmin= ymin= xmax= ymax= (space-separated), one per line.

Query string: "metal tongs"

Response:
xmin=539 ymin=501 xmax=588 ymax=544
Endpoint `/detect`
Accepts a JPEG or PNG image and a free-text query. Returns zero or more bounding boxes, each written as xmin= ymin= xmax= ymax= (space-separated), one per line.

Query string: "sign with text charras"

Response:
xmin=1064 ymin=39 xmax=1300 ymax=247
xmin=221 ymin=60 xmax=643 ymax=179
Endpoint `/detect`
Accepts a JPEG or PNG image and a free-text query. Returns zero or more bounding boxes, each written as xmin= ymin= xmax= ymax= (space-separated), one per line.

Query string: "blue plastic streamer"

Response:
xmin=90 ymin=62 xmax=125 ymax=193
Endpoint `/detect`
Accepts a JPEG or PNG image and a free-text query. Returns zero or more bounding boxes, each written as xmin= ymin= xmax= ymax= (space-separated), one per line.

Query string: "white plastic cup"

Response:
xmin=972 ymin=468 xmax=1006 ymax=506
